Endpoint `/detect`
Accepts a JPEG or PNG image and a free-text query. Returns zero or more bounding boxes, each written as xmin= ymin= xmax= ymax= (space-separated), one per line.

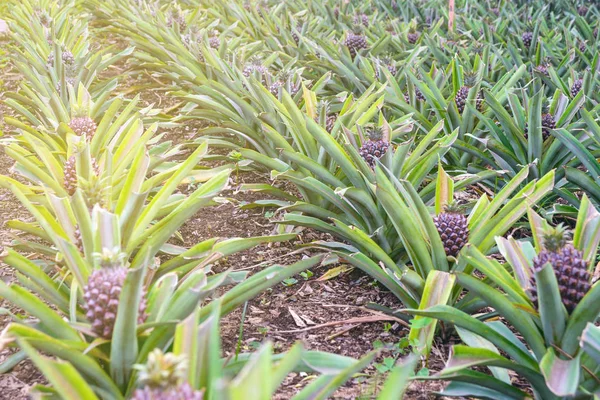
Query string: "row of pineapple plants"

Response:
xmin=0 ymin=1 xmax=421 ymax=399
xmin=3 ymin=0 xmax=600 ymax=398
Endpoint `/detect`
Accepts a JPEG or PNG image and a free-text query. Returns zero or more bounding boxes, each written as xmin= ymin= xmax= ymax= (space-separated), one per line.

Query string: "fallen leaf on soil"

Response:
xmin=317 ymin=265 xmax=354 ymax=281
xmin=288 ymin=307 xmax=306 ymax=328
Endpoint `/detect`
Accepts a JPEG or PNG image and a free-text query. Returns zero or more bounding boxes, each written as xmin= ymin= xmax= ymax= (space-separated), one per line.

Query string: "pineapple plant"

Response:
xmin=83 ymin=250 xmax=147 ymax=339
xmin=344 ymin=28 xmax=367 ymax=59
xmin=571 ymin=78 xmax=583 ymax=97
xmin=359 ymin=126 xmax=389 ymax=168
xmin=433 ymin=202 xmax=469 ymax=258
xmin=528 ymin=225 xmax=591 ymax=313
xmin=455 ymin=72 xmax=481 ymax=113
xmin=131 ymin=350 xmax=203 ymax=400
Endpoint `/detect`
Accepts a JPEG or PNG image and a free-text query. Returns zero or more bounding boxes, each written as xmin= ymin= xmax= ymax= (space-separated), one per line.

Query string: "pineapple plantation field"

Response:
xmin=3 ymin=0 xmax=600 ymax=399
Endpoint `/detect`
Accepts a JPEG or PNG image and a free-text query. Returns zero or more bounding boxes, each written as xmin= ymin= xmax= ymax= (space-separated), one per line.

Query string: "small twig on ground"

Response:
xmin=274 ymin=312 xmax=406 ymax=334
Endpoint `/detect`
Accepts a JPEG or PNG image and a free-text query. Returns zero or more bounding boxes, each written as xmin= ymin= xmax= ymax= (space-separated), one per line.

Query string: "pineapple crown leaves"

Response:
xmin=463 ymin=71 xmax=479 ymax=88
xmin=350 ymin=25 xmax=364 ymax=36
xmin=541 ymin=224 xmax=570 ymax=252
xmin=134 ymin=349 xmax=188 ymax=390
xmin=366 ymin=125 xmax=386 ymax=142
xmin=93 ymin=247 xmax=127 ymax=269
xmin=443 ymin=201 xmax=466 ymax=215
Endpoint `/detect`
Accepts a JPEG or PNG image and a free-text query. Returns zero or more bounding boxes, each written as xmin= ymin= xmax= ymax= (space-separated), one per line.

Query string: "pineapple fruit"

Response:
xmin=407 ymin=29 xmax=420 ymax=44
xmin=359 ymin=127 xmax=389 ymax=168
xmin=353 ymin=13 xmax=369 ymax=27
xmin=433 ymin=202 xmax=469 ymax=258
xmin=529 ymin=225 xmax=591 ymax=313
xmin=315 ymin=101 xmax=337 ymax=133
xmin=571 ymin=78 xmax=583 ymax=97
xmin=523 ymin=111 xmax=555 ymax=140
xmin=131 ymin=349 xmax=203 ymax=400
xmin=541 ymin=112 xmax=556 ymax=140
xmin=344 ymin=29 xmax=367 ymax=59
xmin=455 ymin=72 xmax=481 ymax=114
xmin=83 ymin=250 xmax=147 ymax=339
xmin=209 ymin=31 xmax=220 ymax=48
xmin=522 ymin=31 xmax=533 ymax=49
xmin=63 ymin=156 xmax=78 ymax=195
xmin=69 ymin=116 xmax=97 ymax=139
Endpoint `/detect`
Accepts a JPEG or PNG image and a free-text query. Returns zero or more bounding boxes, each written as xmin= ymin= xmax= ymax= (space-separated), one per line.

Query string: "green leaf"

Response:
xmin=409 ymin=271 xmax=455 ymax=356
xmin=539 ymin=348 xmax=581 ymax=397
xmin=18 ymin=340 xmax=100 ymax=400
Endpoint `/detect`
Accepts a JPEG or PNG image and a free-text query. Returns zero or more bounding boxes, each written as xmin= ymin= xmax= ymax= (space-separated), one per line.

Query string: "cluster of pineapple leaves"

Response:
xmin=3 ymin=0 xmax=600 ymax=399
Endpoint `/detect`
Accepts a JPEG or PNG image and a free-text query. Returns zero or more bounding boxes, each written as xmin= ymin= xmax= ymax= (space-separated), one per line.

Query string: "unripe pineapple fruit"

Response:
xmin=571 ymin=79 xmax=583 ymax=97
xmin=83 ymin=262 xmax=147 ymax=339
xmin=359 ymin=127 xmax=389 ymax=168
xmin=407 ymin=30 xmax=420 ymax=44
xmin=131 ymin=349 xmax=203 ymax=400
xmin=522 ymin=31 xmax=533 ymax=48
xmin=455 ymin=72 xmax=480 ymax=114
xmin=541 ymin=112 xmax=556 ymax=140
xmin=433 ymin=202 xmax=469 ymax=257
xmin=353 ymin=13 xmax=369 ymax=27
xmin=64 ymin=156 xmax=77 ymax=195
xmin=344 ymin=31 xmax=367 ymax=59
xmin=208 ymin=31 xmax=220 ymax=49
xmin=69 ymin=116 xmax=97 ymax=139
xmin=529 ymin=225 xmax=591 ymax=313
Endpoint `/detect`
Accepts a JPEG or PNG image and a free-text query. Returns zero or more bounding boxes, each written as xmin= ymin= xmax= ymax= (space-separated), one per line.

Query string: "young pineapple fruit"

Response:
xmin=353 ymin=13 xmax=369 ymax=27
xmin=47 ymin=50 xmax=75 ymax=67
xmin=359 ymin=127 xmax=389 ymax=168
xmin=533 ymin=64 xmax=549 ymax=76
xmin=243 ymin=57 xmax=269 ymax=80
xmin=132 ymin=349 xmax=203 ymax=400
xmin=374 ymin=56 xmax=397 ymax=79
xmin=571 ymin=78 xmax=583 ymax=97
xmin=291 ymin=23 xmax=301 ymax=44
xmin=578 ymin=6 xmax=589 ymax=16
xmin=69 ymin=116 xmax=97 ymax=140
xmin=315 ymin=101 xmax=337 ymax=133
xmin=407 ymin=30 xmax=420 ymax=44
xmin=344 ymin=28 xmax=367 ymax=59
xmin=63 ymin=156 xmax=78 ymax=195
xmin=541 ymin=110 xmax=556 ymax=140
xmin=455 ymin=72 xmax=481 ymax=113
xmin=83 ymin=250 xmax=147 ymax=339
xmin=434 ymin=202 xmax=469 ymax=258
xmin=522 ymin=30 xmax=533 ymax=49
xmin=209 ymin=30 xmax=220 ymax=48
xmin=529 ymin=225 xmax=591 ymax=313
